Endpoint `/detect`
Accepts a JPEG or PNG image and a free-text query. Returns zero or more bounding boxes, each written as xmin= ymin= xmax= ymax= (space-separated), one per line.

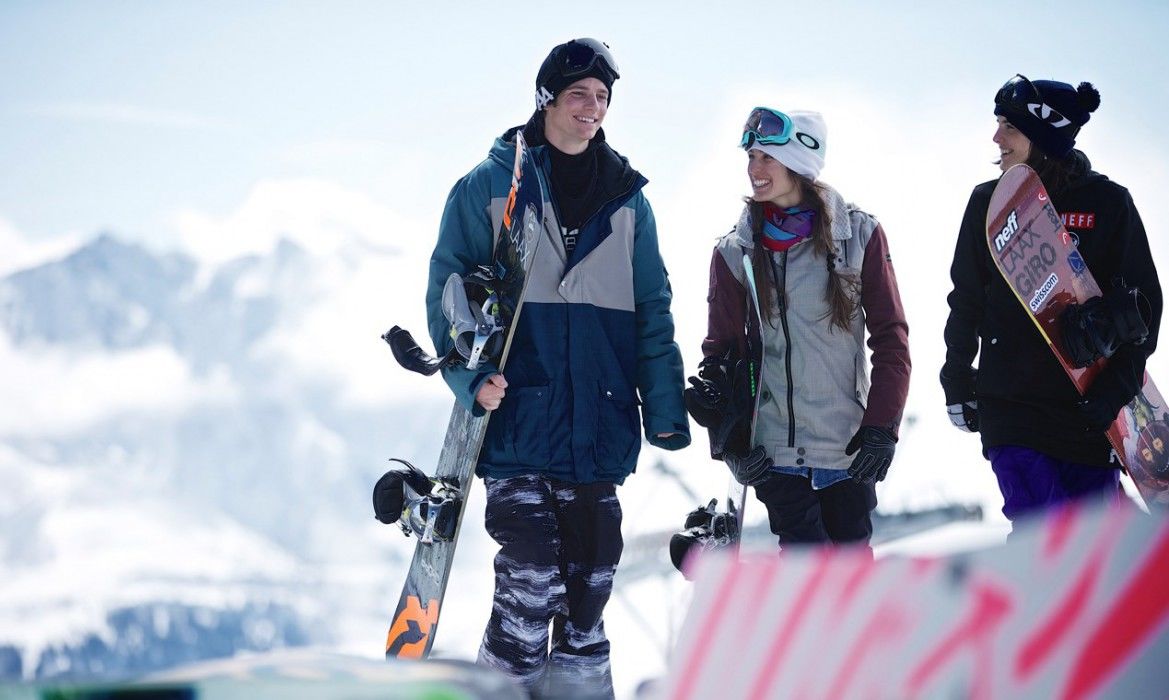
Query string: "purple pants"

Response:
xmin=988 ymin=445 xmax=1123 ymax=522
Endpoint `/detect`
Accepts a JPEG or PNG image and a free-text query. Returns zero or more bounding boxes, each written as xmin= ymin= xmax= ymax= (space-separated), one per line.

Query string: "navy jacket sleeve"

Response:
xmin=426 ymin=166 xmax=499 ymax=416
xmin=631 ymin=195 xmax=691 ymax=450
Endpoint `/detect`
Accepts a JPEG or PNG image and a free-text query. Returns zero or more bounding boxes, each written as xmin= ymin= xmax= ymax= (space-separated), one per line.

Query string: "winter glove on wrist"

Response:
xmin=940 ymin=366 xmax=978 ymax=406
xmin=1077 ymin=396 xmax=1119 ymax=433
xmin=684 ymin=354 xmax=735 ymax=429
xmin=686 ymin=374 xmax=727 ymax=409
xmin=1061 ymin=280 xmax=1151 ymax=368
xmin=684 ymin=376 xmax=727 ymax=428
xmin=1078 ymin=361 xmax=1140 ymax=433
xmin=947 ymin=401 xmax=980 ymax=432
xmin=723 ymin=445 xmax=774 ymax=486
xmin=845 ymin=426 xmax=897 ymax=484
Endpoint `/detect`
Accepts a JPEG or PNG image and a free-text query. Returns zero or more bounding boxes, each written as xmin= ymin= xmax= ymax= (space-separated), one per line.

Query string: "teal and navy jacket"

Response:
xmin=426 ymin=127 xmax=690 ymax=484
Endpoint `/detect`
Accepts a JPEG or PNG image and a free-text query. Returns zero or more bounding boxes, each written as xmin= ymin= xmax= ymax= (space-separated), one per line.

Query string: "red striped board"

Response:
xmin=658 ymin=503 xmax=1169 ymax=699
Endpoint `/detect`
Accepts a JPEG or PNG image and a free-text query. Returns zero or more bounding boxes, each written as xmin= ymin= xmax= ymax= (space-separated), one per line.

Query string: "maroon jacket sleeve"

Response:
xmin=701 ymin=248 xmax=748 ymax=361
xmin=859 ymin=224 xmax=911 ymax=435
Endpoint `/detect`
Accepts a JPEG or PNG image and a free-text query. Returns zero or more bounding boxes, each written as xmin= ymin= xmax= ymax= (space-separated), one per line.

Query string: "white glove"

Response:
xmin=947 ymin=401 xmax=979 ymax=432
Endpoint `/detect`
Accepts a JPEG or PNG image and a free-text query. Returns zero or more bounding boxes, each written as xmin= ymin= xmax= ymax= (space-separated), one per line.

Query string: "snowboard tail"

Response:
xmin=986 ymin=164 xmax=1168 ymax=508
xmin=382 ymin=132 xmax=546 ymax=659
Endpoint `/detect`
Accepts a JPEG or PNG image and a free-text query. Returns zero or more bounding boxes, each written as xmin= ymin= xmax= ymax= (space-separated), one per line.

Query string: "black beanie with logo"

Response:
xmin=994 ymin=78 xmax=1101 ymax=158
xmin=534 ymin=38 xmax=619 ymax=111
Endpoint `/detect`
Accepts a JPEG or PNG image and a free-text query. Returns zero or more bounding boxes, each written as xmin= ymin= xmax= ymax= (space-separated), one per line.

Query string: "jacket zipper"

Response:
xmin=772 ymin=253 xmax=796 ymax=448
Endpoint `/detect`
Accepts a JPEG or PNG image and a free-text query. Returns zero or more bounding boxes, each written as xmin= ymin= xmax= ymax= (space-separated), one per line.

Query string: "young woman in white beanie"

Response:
xmin=685 ymin=107 xmax=911 ymax=552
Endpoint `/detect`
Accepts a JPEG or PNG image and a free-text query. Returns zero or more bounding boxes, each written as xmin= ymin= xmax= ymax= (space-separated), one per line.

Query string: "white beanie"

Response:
xmin=748 ymin=109 xmax=827 ymax=181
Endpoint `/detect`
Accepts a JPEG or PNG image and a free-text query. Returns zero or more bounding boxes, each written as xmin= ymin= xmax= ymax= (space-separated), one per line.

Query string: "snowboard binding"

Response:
xmin=372 ymin=458 xmax=463 ymax=544
xmin=669 ymin=498 xmax=741 ymax=578
xmin=383 ymin=270 xmax=508 ymax=376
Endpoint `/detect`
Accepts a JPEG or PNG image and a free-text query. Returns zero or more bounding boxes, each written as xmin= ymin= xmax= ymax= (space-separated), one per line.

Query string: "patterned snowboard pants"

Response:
xmin=478 ymin=475 xmax=623 ymax=700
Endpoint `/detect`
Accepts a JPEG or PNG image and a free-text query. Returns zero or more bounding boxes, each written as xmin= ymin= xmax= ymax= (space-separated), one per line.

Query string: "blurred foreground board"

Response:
xmin=658 ymin=503 xmax=1169 ymax=699
xmin=0 ymin=649 xmax=525 ymax=700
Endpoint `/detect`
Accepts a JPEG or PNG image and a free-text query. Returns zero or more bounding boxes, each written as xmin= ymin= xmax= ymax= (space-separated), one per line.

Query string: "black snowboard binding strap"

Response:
xmin=669 ymin=499 xmax=741 ymax=579
xmin=372 ymin=458 xmax=462 ymax=544
xmin=382 ymin=272 xmax=507 ymax=376
xmin=441 ymin=272 xmax=505 ymax=369
xmin=373 ymin=458 xmax=432 ymax=524
xmin=1061 ymin=279 xmax=1151 ymax=368
xmin=401 ymin=479 xmax=462 ymax=544
xmin=382 ymin=326 xmax=464 ymax=376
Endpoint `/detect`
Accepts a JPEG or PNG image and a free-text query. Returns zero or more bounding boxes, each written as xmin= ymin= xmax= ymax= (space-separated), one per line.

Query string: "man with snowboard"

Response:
xmin=941 ymin=75 xmax=1162 ymax=523
xmin=425 ymin=38 xmax=689 ymax=698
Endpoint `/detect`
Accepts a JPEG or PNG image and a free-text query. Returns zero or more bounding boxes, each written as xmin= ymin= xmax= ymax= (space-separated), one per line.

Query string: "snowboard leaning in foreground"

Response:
xmin=373 ymin=132 xmax=546 ymax=659
xmin=986 ymin=164 xmax=1167 ymax=508
xmin=659 ymin=502 xmax=1169 ymax=698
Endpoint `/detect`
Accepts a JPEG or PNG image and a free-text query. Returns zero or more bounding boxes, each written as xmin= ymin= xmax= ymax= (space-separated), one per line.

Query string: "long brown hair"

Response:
xmin=1025 ymin=147 xmax=1086 ymax=196
xmin=747 ymin=175 xmax=859 ymax=332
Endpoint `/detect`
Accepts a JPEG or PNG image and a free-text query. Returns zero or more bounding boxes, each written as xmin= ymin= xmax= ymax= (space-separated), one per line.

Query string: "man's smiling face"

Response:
xmin=543 ymin=77 xmax=609 ymax=154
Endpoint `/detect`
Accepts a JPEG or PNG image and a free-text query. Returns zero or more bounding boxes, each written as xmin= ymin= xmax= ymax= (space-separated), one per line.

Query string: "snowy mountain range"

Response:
xmin=0 ymin=217 xmax=1016 ymax=693
xmin=0 ymin=229 xmax=457 ymax=681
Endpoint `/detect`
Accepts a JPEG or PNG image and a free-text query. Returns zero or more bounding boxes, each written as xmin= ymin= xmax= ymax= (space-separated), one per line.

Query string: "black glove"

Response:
xmin=845 ymin=426 xmax=897 ymax=484
xmin=724 ymin=445 xmax=773 ymax=486
xmin=684 ymin=354 xmax=734 ymax=428
xmin=1078 ymin=396 xmax=1119 ymax=433
xmin=686 ymin=352 xmax=758 ymax=463
xmin=939 ymin=366 xmax=977 ymax=409
xmin=684 ymin=376 xmax=728 ymax=428
xmin=947 ymin=400 xmax=979 ymax=432
xmin=1061 ymin=279 xmax=1151 ymax=368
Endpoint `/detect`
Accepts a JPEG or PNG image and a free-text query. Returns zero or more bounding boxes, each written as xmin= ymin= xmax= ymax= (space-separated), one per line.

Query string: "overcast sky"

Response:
xmin=2 ymin=1 xmax=1166 ymax=240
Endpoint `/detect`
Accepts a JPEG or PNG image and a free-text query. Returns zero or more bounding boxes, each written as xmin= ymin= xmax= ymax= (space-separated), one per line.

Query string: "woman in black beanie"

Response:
xmin=941 ymin=75 xmax=1162 ymax=525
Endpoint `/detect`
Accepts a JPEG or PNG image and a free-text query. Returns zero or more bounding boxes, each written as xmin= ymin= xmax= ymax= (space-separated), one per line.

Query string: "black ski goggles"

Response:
xmin=554 ymin=38 xmax=620 ymax=82
xmin=995 ymin=73 xmax=1071 ymax=127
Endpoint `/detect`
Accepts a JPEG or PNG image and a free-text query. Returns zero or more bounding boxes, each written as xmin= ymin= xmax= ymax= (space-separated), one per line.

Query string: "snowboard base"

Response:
xmin=381 ymin=131 xmax=546 ymax=660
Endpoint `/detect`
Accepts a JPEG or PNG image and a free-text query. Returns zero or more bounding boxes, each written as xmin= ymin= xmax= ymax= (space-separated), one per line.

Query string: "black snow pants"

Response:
xmin=753 ymin=471 xmax=877 ymax=550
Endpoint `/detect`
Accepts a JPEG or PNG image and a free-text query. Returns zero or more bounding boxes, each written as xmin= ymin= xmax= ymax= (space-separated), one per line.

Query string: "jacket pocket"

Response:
xmin=505 ymin=385 xmax=552 ymax=467
xmin=596 ymin=383 xmax=640 ymax=472
xmin=853 ymin=350 xmax=870 ymax=410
